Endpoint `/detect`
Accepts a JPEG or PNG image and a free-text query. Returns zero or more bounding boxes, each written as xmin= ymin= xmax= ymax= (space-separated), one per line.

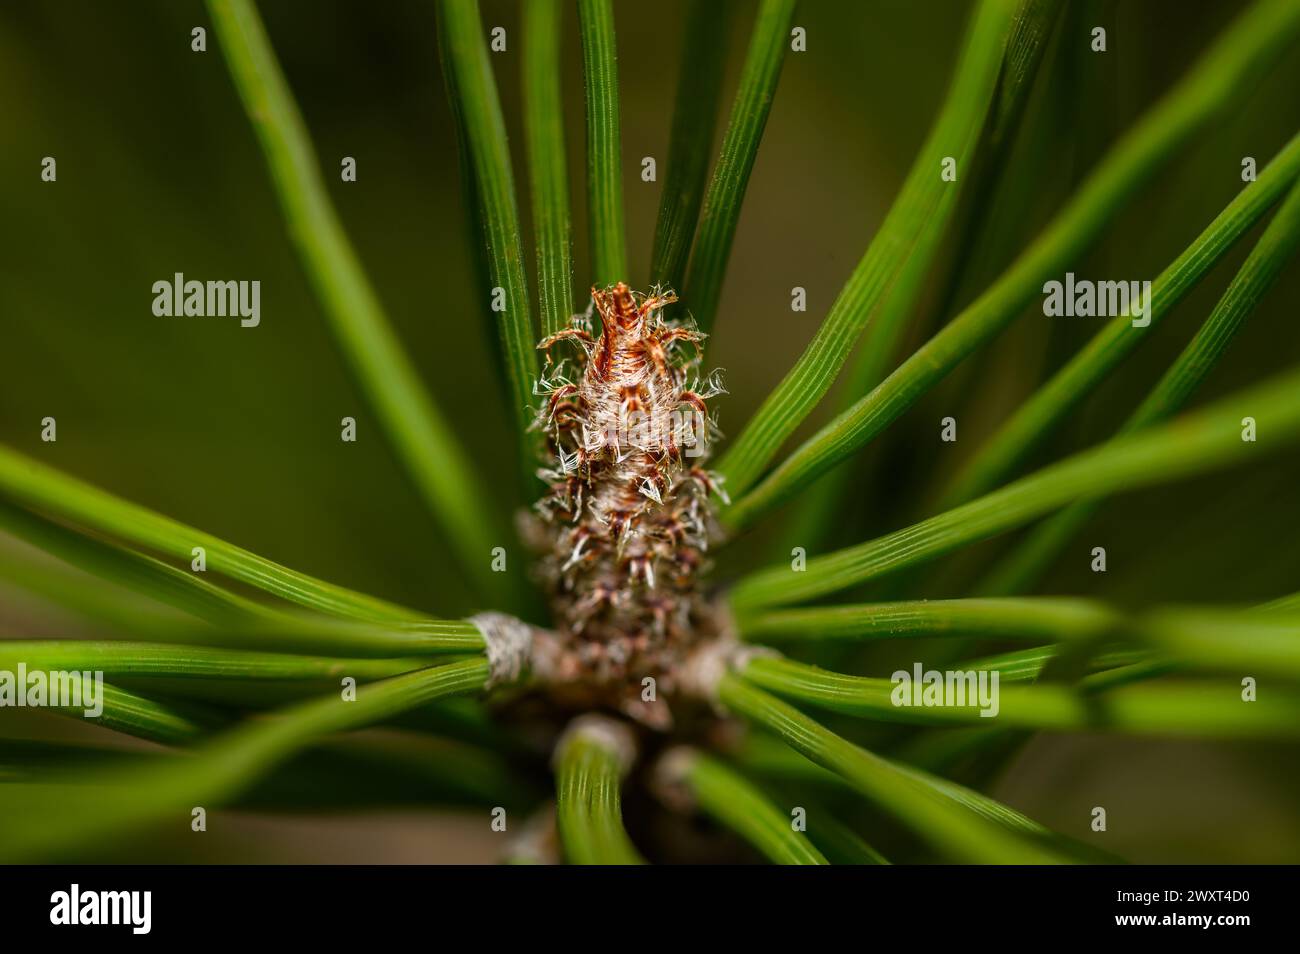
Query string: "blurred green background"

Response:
xmin=2 ymin=0 xmax=1299 ymax=861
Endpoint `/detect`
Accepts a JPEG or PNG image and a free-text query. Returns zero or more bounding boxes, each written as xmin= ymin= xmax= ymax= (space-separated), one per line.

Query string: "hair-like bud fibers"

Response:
xmin=528 ymin=283 xmax=727 ymax=716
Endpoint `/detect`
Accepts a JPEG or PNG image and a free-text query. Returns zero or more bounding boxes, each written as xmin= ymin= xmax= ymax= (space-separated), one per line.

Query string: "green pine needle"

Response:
xmin=0 ymin=444 xmax=433 ymax=622
xmin=680 ymin=0 xmax=799 ymax=332
xmin=554 ymin=720 xmax=644 ymax=865
xmin=578 ymin=0 xmax=628 ymax=287
xmin=729 ymin=362 xmax=1300 ymax=609
xmin=717 ymin=674 xmax=1074 ymax=864
xmin=739 ymin=656 xmax=1300 ymax=737
xmin=668 ymin=749 xmax=828 ymax=864
xmin=716 ymin=0 xmax=1016 ymax=495
xmin=0 ymin=658 xmax=489 ymax=863
xmin=726 ymin=0 xmax=1300 ymax=528
xmin=977 ymin=174 xmax=1300 ymax=593
xmin=649 ymin=0 xmax=733 ymax=292
xmin=523 ymin=0 xmax=577 ymax=338
xmin=206 ymin=0 xmax=510 ymax=602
